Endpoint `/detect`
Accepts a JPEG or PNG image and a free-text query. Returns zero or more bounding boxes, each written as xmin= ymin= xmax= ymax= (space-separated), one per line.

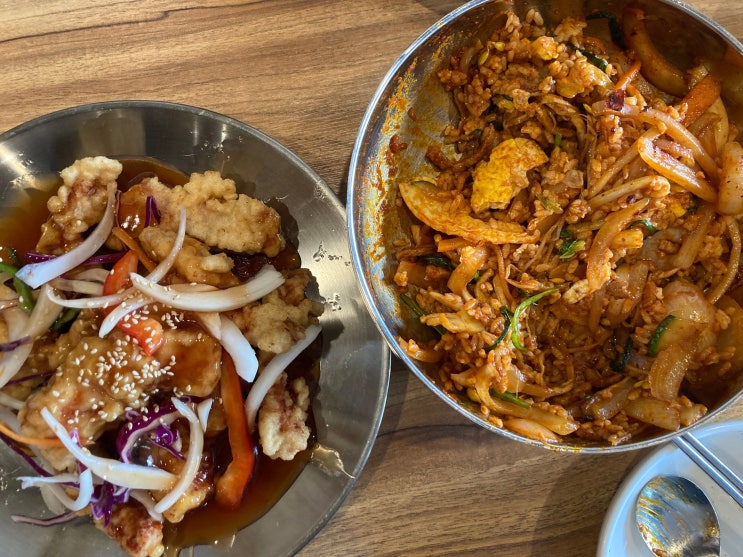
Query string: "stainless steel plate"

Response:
xmin=0 ymin=100 xmax=390 ymax=556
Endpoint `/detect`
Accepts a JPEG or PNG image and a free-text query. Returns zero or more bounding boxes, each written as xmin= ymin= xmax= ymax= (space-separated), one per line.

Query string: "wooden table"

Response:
xmin=1 ymin=1 xmax=742 ymax=555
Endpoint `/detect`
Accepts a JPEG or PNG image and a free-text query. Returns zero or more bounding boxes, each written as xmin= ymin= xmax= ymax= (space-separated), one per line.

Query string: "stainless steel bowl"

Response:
xmin=0 ymin=100 xmax=390 ymax=556
xmin=348 ymin=0 xmax=743 ymax=452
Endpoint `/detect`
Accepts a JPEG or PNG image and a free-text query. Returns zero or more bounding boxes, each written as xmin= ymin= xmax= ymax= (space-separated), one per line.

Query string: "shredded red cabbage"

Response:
xmin=25 ymin=251 xmax=126 ymax=267
xmin=148 ymin=422 xmax=183 ymax=460
xmin=116 ymin=401 xmax=184 ymax=464
xmin=144 ymin=196 xmax=161 ymax=227
xmin=5 ymin=370 xmax=54 ymax=386
xmin=0 ymin=431 xmax=51 ymax=477
xmin=90 ymin=481 xmax=130 ymax=526
xmin=11 ymin=511 xmax=78 ymax=527
xmin=0 ymin=336 xmax=31 ymax=352
xmin=125 ymin=171 xmax=156 ymax=190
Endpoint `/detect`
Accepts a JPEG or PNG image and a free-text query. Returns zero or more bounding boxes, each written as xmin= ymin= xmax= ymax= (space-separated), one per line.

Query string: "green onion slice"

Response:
xmin=566 ymin=42 xmax=609 ymax=72
xmin=557 ymin=239 xmax=585 ymax=261
xmin=400 ymin=293 xmax=446 ymax=335
xmin=0 ymin=261 xmax=35 ymax=313
xmin=420 ymin=255 xmax=454 ymax=271
xmin=511 ymin=288 xmax=557 ymax=352
xmin=486 ymin=306 xmax=513 ymax=352
xmin=490 ymin=388 xmax=530 ymax=408
xmin=628 ymin=219 xmax=658 ymax=235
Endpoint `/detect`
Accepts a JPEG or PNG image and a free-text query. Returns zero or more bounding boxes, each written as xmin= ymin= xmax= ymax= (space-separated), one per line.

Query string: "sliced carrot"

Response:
xmin=613 ymin=59 xmax=641 ymax=93
xmin=215 ymin=353 xmax=256 ymax=509
xmin=110 ymin=227 xmax=157 ymax=273
xmin=0 ymin=420 xmax=64 ymax=448
xmin=680 ymin=73 xmax=722 ymax=126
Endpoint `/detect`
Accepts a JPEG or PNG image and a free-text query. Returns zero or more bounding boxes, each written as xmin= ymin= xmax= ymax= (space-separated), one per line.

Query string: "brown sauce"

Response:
xmin=0 ymin=157 xmax=322 ymax=554
xmin=163 ymin=338 xmax=321 ymax=554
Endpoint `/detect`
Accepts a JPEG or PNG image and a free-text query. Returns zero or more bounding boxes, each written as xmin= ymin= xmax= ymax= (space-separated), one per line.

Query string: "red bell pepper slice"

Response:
xmin=102 ymin=250 xmax=165 ymax=355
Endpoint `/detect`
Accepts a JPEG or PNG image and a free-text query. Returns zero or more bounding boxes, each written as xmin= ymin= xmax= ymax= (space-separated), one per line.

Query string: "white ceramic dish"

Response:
xmin=598 ymin=420 xmax=743 ymax=556
xmin=0 ymin=101 xmax=390 ymax=556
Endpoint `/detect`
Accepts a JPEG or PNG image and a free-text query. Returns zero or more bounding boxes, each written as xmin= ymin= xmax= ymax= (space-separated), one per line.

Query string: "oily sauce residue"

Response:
xmin=0 ymin=157 xmax=323 ymax=554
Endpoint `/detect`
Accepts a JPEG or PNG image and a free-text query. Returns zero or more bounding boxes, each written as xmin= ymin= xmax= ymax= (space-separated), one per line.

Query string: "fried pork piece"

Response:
xmin=36 ymin=157 xmax=122 ymax=254
xmin=94 ymin=502 xmax=164 ymax=557
xmin=18 ymin=312 xmax=222 ymax=470
xmin=152 ymin=435 xmax=217 ymax=523
xmin=229 ymin=268 xmax=324 ymax=354
xmin=138 ymin=226 xmax=239 ymax=287
xmin=140 ymin=171 xmax=285 ymax=256
xmin=258 ymin=373 xmax=310 ymax=460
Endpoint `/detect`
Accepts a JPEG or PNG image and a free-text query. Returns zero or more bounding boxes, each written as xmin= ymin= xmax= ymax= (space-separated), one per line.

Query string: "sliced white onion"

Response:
xmin=45 ymin=206 xmax=186 ymax=313
xmin=98 ymin=293 xmax=151 ymax=338
xmin=99 ymin=208 xmax=187 ymax=336
xmin=50 ymin=278 xmax=104 ymax=296
xmin=39 ymin=485 xmax=66 ymax=515
xmin=197 ymin=399 xmax=213 ymax=432
xmin=0 ymin=405 xmax=19 ymax=430
xmin=219 ymin=315 xmax=259 ymax=383
xmin=129 ymin=265 xmax=284 ymax=312
xmin=19 ymin=469 xmax=94 ymax=512
xmin=147 ymin=207 xmax=186 ymax=284
xmin=245 ymin=324 xmax=321 ymax=431
xmin=196 ymin=312 xmax=221 ymax=340
xmin=153 ymin=398 xmax=205 ymax=513
xmin=0 ymin=292 xmax=31 ymax=389
xmin=129 ymin=489 xmax=163 ymax=522
xmin=0 ymin=285 xmax=63 ymax=389
xmin=26 ymin=284 xmax=64 ymax=339
xmin=0 ymin=391 xmax=23 ymax=410
xmin=46 ymin=288 xmax=125 ymax=310
xmin=40 ymin=407 xmax=176 ymax=490
xmin=69 ymin=268 xmax=110 ymax=283
xmin=16 ymin=182 xmax=118 ymax=289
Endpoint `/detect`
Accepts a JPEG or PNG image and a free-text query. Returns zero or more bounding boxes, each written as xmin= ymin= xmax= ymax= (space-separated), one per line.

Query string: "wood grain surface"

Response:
xmin=1 ymin=1 xmax=742 ymax=556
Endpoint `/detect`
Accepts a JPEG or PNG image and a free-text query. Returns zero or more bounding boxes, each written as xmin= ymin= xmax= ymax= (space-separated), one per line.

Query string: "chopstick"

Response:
xmin=673 ymin=431 xmax=743 ymax=508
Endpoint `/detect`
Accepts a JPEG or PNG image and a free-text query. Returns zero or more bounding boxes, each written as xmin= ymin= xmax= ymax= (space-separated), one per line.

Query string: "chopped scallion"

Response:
xmin=490 ymin=388 xmax=530 ymax=408
xmin=566 ymin=42 xmax=609 ymax=72
xmin=400 ymin=293 xmax=446 ymax=335
xmin=557 ymin=239 xmax=585 ymax=261
xmin=628 ymin=219 xmax=658 ymax=235
xmin=586 ymin=11 xmax=625 ymax=49
xmin=485 ymin=306 xmax=513 ymax=352
xmin=511 ymin=288 xmax=557 ymax=352
xmin=420 ymin=255 xmax=454 ymax=271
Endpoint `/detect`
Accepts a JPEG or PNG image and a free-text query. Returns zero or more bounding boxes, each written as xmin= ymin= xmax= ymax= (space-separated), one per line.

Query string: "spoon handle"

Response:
xmin=673 ymin=433 xmax=743 ymax=508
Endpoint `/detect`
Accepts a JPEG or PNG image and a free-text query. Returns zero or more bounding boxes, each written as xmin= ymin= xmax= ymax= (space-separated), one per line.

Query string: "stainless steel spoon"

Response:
xmin=636 ymin=475 xmax=720 ymax=557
